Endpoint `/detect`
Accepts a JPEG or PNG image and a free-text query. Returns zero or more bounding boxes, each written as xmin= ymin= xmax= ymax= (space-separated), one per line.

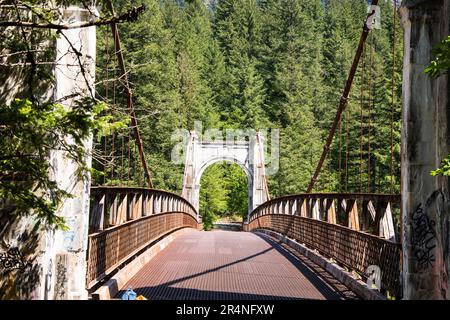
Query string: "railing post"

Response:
xmin=118 ymin=193 xmax=128 ymax=225
xmin=89 ymin=192 xmax=105 ymax=233
xmin=319 ymin=198 xmax=327 ymax=220
xmin=347 ymin=199 xmax=360 ymax=231
xmin=127 ymin=192 xmax=134 ymax=220
xmin=148 ymin=192 xmax=154 ymax=215
xmin=107 ymin=192 xmax=116 ymax=227
xmin=164 ymin=195 xmax=169 ymax=212
xmin=299 ymin=198 xmax=307 ymax=217
xmin=312 ymin=198 xmax=320 ymax=220
xmin=138 ymin=192 xmax=144 ymax=218
xmin=373 ymin=201 xmax=388 ymax=237
xmin=153 ymin=194 xmax=159 ymax=214
xmin=326 ymin=199 xmax=336 ymax=224
xmin=360 ymin=200 xmax=371 ymax=232
xmin=292 ymin=200 xmax=297 ymax=215
xmin=381 ymin=202 xmax=396 ymax=241
xmin=337 ymin=199 xmax=346 ymax=225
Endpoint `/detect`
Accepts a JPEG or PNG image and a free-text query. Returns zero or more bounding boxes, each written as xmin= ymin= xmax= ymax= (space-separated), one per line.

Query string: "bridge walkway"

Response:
xmin=116 ymin=230 xmax=359 ymax=300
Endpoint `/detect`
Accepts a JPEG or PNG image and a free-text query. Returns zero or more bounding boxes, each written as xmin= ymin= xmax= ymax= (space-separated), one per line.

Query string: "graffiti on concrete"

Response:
xmin=54 ymin=254 xmax=68 ymax=299
xmin=410 ymin=190 xmax=443 ymax=270
xmin=0 ymin=247 xmax=31 ymax=272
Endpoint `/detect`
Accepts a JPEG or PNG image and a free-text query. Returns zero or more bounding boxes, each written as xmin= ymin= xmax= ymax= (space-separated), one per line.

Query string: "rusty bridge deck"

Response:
xmin=116 ymin=230 xmax=359 ymax=300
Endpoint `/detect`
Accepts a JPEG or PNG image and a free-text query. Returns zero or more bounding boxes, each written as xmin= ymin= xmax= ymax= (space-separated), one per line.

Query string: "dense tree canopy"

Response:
xmin=92 ymin=0 xmax=402 ymax=225
xmin=0 ymin=0 xmax=403 ymax=227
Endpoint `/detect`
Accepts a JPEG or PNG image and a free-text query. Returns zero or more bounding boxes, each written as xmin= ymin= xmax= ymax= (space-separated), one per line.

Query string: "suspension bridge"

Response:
xmin=86 ymin=1 xmax=399 ymax=300
xmin=1 ymin=0 xmax=449 ymax=301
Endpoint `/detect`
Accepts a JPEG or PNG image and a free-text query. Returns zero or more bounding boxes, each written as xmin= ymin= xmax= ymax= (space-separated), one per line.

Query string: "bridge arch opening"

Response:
xmin=198 ymin=160 xmax=250 ymax=230
xmin=181 ymin=131 xmax=269 ymax=221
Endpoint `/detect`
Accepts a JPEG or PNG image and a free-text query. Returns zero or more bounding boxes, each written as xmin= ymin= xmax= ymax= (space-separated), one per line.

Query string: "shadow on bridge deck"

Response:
xmin=116 ymin=230 xmax=359 ymax=300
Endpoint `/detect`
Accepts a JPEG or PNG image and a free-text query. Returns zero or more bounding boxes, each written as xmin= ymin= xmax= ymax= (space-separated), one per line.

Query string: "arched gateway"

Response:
xmin=181 ymin=131 xmax=270 ymax=222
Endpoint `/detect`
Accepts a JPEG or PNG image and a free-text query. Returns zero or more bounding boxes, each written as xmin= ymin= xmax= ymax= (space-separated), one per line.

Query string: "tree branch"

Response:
xmin=0 ymin=5 xmax=146 ymax=29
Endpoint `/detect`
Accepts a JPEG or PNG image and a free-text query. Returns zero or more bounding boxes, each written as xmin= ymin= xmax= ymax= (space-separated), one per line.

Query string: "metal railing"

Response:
xmin=247 ymin=193 xmax=401 ymax=297
xmin=86 ymin=187 xmax=199 ymax=288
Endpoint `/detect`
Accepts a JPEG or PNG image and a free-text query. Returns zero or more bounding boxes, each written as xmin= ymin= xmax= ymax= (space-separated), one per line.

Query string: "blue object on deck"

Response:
xmin=121 ymin=288 xmax=137 ymax=300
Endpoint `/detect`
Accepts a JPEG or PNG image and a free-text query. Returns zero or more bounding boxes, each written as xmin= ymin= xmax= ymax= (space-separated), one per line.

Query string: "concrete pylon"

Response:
xmin=181 ymin=131 xmax=269 ymax=222
xmin=0 ymin=6 xmax=96 ymax=300
xmin=43 ymin=6 xmax=96 ymax=300
xmin=400 ymin=0 xmax=450 ymax=299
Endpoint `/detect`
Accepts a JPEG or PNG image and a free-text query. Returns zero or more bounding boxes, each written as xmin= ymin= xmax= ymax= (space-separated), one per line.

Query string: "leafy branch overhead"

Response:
xmin=0 ymin=0 xmax=133 ymax=229
xmin=424 ymin=36 xmax=450 ymax=79
xmin=0 ymin=98 xmax=128 ymax=229
xmin=0 ymin=3 xmax=146 ymax=29
xmin=1 ymin=0 xmax=404 ymax=229
xmin=425 ymin=36 xmax=450 ymax=176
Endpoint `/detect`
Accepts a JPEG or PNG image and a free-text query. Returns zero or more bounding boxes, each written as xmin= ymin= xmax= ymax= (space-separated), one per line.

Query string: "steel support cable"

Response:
xmin=103 ymin=134 xmax=107 ymax=185
xmin=306 ymin=0 xmax=380 ymax=193
xmin=328 ymin=143 xmax=332 ymax=191
xmin=345 ymin=107 xmax=350 ymax=192
xmin=128 ymin=130 xmax=131 ymax=185
xmin=121 ymin=132 xmax=125 ymax=182
xmin=390 ymin=2 xmax=397 ymax=193
xmin=134 ymin=142 xmax=138 ymax=186
xmin=257 ymin=133 xmax=271 ymax=200
xmin=360 ymin=47 xmax=365 ymax=191
xmin=368 ymin=39 xmax=374 ymax=193
xmin=338 ymin=118 xmax=342 ymax=193
xmin=103 ymin=31 xmax=110 ymax=185
xmin=107 ymin=0 xmax=153 ymax=188
xmin=111 ymin=72 xmax=116 ymax=183
xmin=138 ymin=159 xmax=142 ymax=187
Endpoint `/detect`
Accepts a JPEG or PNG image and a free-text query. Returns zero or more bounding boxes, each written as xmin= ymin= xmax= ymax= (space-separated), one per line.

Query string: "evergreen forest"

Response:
xmin=93 ymin=0 xmax=403 ymax=228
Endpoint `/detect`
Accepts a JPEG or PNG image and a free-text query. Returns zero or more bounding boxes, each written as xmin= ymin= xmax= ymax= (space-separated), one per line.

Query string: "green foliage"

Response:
xmin=225 ymin=164 xmax=248 ymax=220
xmin=0 ymin=0 xmax=140 ymax=229
xmin=424 ymin=36 xmax=450 ymax=79
xmin=199 ymin=162 xmax=248 ymax=230
xmin=0 ymin=98 xmax=123 ymax=229
xmin=431 ymin=155 xmax=450 ymax=176
xmin=93 ymin=0 xmax=402 ymax=219
xmin=1 ymin=0 xmax=403 ymax=228
xmin=199 ymin=165 xmax=227 ymax=230
xmin=425 ymin=36 xmax=450 ymax=176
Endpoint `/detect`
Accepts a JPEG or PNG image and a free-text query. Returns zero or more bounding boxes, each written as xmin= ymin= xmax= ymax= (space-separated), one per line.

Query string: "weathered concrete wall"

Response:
xmin=44 ymin=7 xmax=96 ymax=300
xmin=0 ymin=6 xmax=96 ymax=299
xmin=400 ymin=0 xmax=450 ymax=299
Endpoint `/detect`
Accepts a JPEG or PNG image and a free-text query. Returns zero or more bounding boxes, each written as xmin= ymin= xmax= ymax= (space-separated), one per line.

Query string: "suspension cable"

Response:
xmin=134 ymin=141 xmax=138 ymax=186
xmin=127 ymin=130 xmax=131 ymax=185
xmin=359 ymin=45 xmax=366 ymax=191
xmin=121 ymin=131 xmax=125 ymax=183
xmin=338 ymin=118 xmax=342 ymax=193
xmin=390 ymin=1 xmax=397 ymax=193
xmin=103 ymin=30 xmax=109 ymax=185
xmin=110 ymin=67 xmax=116 ymax=183
xmin=107 ymin=0 xmax=153 ymax=188
xmin=368 ymin=38 xmax=374 ymax=193
xmin=306 ymin=0 xmax=380 ymax=193
xmin=345 ymin=107 xmax=350 ymax=192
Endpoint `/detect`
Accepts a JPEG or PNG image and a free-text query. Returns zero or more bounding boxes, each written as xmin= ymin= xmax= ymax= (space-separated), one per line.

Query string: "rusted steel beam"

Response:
xmin=106 ymin=1 xmax=153 ymax=188
xmin=306 ymin=0 xmax=379 ymax=193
